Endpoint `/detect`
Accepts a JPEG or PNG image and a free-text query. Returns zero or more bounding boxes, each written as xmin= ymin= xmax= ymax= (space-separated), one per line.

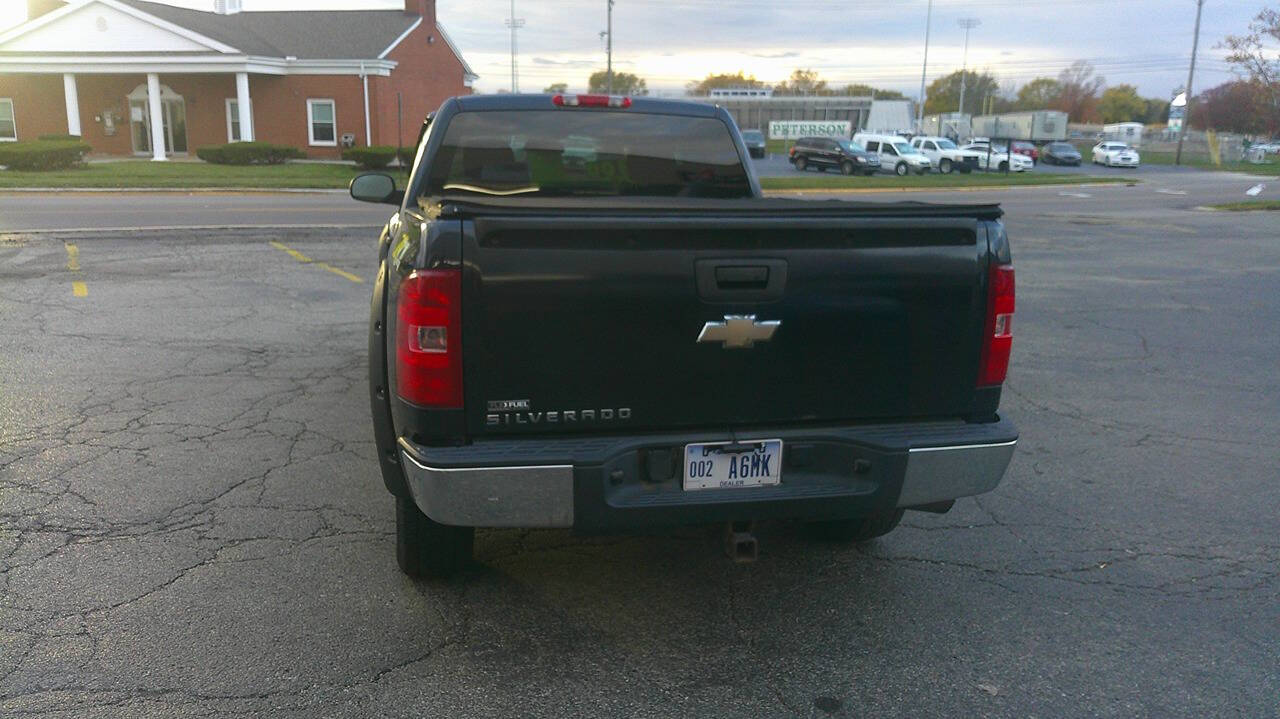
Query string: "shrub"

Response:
xmin=342 ymin=145 xmax=398 ymax=169
xmin=38 ymin=133 xmax=85 ymax=142
xmin=196 ymin=142 xmax=303 ymax=165
xmin=0 ymin=140 xmax=92 ymax=171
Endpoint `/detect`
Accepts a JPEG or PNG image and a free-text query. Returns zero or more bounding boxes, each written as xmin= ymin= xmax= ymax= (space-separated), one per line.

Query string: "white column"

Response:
xmin=235 ymin=72 xmax=254 ymax=142
xmin=62 ymin=74 xmax=81 ymax=136
xmin=146 ymin=73 xmax=167 ymax=162
xmin=362 ymin=71 xmax=372 ymax=147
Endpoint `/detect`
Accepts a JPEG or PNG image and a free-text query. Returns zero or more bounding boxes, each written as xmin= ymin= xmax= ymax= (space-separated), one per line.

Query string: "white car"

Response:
xmin=960 ymin=143 xmax=1034 ymax=172
xmin=853 ymin=133 xmax=934 ymax=176
xmin=1093 ymin=142 xmax=1140 ymax=167
xmin=910 ymin=136 xmax=982 ymax=174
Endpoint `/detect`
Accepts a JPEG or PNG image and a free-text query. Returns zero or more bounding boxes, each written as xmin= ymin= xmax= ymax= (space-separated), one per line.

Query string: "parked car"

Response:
xmin=788 ymin=136 xmax=880 ymax=175
xmin=910 ymin=135 xmax=981 ymax=174
xmin=961 ymin=142 xmax=1035 ymax=172
xmin=853 ymin=133 xmax=933 ymax=176
xmin=349 ymin=93 xmax=1018 ymax=578
xmin=1093 ymin=141 xmax=1140 ymax=168
xmin=1010 ymin=141 xmax=1039 ymax=164
xmin=1042 ymin=142 xmax=1083 ymax=166
xmin=741 ymin=129 xmax=767 ymax=159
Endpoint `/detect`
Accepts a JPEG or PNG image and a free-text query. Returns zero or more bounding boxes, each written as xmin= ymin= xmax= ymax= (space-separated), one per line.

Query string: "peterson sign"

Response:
xmin=768 ymin=121 xmax=852 ymax=140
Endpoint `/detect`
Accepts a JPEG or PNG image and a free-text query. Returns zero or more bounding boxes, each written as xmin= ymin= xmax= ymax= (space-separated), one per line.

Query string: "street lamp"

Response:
xmin=957 ymin=18 xmax=981 ymax=115
xmin=916 ymin=0 xmax=933 ymax=132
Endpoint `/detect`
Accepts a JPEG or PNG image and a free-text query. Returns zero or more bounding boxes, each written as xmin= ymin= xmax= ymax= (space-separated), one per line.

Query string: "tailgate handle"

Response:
xmin=715 ymin=265 xmax=769 ymax=289
xmin=696 ymin=259 xmax=787 ymax=303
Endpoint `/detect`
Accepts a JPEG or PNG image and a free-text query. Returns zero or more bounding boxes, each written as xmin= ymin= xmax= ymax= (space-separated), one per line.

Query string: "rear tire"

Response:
xmin=808 ymin=509 xmax=905 ymax=542
xmin=998 ymin=161 xmax=1009 ymax=172
xmin=939 ymin=158 xmax=953 ymax=174
xmin=794 ymin=156 xmax=808 ymax=171
xmin=894 ymin=162 xmax=908 ymax=177
xmin=396 ymin=497 xmax=474 ymax=579
xmin=817 ymin=165 xmax=827 ymax=172
xmin=841 ymin=161 xmax=855 ymax=176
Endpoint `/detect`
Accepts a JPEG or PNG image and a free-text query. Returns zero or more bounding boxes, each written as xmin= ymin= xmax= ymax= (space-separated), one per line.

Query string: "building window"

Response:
xmin=0 ymin=99 xmax=16 ymax=141
xmin=307 ymin=99 xmax=336 ymax=146
xmin=225 ymin=98 xmax=251 ymax=142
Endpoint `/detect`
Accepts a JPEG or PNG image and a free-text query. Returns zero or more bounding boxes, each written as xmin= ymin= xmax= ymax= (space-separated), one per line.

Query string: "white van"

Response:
xmin=909 ymin=135 xmax=982 ymax=174
xmin=852 ymin=133 xmax=933 ymax=176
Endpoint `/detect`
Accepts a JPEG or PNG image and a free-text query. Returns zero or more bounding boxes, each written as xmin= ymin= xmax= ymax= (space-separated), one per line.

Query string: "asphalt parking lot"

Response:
xmin=1 ymin=176 xmax=1277 ymax=717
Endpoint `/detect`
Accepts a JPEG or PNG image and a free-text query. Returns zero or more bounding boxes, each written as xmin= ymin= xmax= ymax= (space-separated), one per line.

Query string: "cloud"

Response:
xmin=745 ymin=51 xmax=800 ymax=59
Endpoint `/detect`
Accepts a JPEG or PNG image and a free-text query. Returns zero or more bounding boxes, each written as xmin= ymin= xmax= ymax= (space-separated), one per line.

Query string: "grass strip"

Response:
xmin=1205 ymin=200 xmax=1280 ymax=211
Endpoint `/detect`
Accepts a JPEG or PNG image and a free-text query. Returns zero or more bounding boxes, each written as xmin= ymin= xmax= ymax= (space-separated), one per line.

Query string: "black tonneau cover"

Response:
xmin=428 ymin=195 xmax=1004 ymax=221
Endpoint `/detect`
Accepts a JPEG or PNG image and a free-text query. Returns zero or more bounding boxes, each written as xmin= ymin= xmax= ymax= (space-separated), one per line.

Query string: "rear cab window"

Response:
xmin=423 ymin=110 xmax=752 ymax=199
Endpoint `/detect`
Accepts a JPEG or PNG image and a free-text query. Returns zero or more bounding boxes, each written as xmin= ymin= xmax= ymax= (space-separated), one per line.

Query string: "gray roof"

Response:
xmin=116 ymin=0 xmax=420 ymax=59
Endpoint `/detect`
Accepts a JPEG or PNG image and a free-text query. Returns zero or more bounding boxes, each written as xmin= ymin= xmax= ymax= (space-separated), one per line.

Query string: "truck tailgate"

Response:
xmin=457 ymin=202 xmax=994 ymax=436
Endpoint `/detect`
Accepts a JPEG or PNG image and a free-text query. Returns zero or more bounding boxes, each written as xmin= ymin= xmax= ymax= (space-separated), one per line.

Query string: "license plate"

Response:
xmin=683 ymin=440 xmax=783 ymax=491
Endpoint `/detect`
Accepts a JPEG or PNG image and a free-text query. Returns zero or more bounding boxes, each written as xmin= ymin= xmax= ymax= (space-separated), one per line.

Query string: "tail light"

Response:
xmin=552 ymin=94 xmax=631 ymax=108
xmin=396 ymin=270 xmax=462 ymax=408
xmin=789 ymin=146 xmax=797 ymax=157
xmin=977 ymin=264 xmax=1015 ymax=386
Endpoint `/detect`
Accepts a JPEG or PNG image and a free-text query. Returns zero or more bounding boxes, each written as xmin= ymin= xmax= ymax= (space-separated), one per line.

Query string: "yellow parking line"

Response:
xmin=269 ymin=240 xmax=362 ymax=284
xmin=72 ymin=281 xmax=87 ymax=297
xmin=269 ymin=240 xmax=312 ymax=263
xmin=64 ymin=243 xmax=80 ymax=271
xmin=316 ymin=263 xmax=363 ymax=284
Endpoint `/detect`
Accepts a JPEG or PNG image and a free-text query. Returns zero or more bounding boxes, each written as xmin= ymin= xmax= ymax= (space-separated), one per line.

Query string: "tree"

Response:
xmin=773 ymin=68 xmax=828 ymax=96
xmin=1014 ymin=77 xmax=1062 ymax=111
xmin=1053 ymin=60 xmax=1106 ymax=122
xmin=923 ymin=70 xmax=1001 ymax=115
xmin=1141 ymin=97 xmax=1171 ymax=125
xmin=686 ymin=72 xmax=765 ymax=96
xmin=543 ymin=82 xmax=568 ymax=94
xmin=1219 ymin=8 xmax=1280 ymax=136
xmin=588 ymin=71 xmax=648 ymax=96
xmin=1097 ymin=84 xmax=1148 ymax=123
xmin=1189 ymin=80 xmax=1269 ymax=134
xmin=837 ymin=84 xmax=907 ymax=100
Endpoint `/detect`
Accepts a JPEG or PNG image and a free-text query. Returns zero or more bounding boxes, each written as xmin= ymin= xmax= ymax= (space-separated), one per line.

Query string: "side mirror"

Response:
xmin=349 ymin=173 xmax=404 ymax=206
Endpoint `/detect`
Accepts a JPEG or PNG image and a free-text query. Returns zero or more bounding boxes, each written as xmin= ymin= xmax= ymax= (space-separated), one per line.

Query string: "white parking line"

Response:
xmin=1155 ymin=189 xmax=1189 ymax=196
xmin=1058 ymin=191 xmax=1092 ymax=198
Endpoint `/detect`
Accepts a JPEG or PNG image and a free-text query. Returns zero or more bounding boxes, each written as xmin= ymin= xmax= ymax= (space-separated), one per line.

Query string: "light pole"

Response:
xmin=1175 ymin=0 xmax=1205 ymax=166
xmin=505 ymin=0 xmax=524 ymax=93
xmin=916 ymin=0 xmax=933 ymax=131
xmin=957 ymin=18 xmax=981 ymax=115
xmin=606 ymin=0 xmax=615 ymax=94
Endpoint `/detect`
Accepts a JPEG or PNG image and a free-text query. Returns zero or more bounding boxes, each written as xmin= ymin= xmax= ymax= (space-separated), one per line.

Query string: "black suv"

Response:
xmin=789 ymin=136 xmax=880 ymax=175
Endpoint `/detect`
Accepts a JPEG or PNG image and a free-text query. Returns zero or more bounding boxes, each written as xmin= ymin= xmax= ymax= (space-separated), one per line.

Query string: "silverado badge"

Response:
xmin=696 ymin=315 xmax=781 ymax=349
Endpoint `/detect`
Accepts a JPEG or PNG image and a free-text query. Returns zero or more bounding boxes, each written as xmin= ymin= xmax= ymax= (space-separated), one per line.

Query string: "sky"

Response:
xmin=0 ymin=0 xmax=1266 ymax=100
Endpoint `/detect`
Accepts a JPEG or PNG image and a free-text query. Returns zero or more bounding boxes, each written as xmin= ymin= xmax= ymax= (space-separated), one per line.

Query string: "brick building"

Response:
xmin=0 ymin=0 xmax=475 ymax=159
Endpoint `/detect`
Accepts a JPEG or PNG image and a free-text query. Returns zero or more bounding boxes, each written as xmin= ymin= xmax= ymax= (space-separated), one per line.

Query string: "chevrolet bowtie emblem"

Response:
xmin=697 ymin=315 xmax=781 ymax=349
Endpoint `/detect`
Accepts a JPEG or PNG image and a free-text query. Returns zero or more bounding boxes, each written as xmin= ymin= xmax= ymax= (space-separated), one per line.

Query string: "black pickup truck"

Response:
xmin=351 ymin=94 xmax=1018 ymax=578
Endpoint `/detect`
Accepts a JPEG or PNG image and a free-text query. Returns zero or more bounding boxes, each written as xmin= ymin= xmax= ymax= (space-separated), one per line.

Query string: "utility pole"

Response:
xmin=916 ymin=0 xmax=933 ymax=131
xmin=505 ymin=0 xmax=525 ymax=93
xmin=606 ymin=0 xmax=615 ymax=94
xmin=957 ymin=18 xmax=981 ymax=115
xmin=1175 ymin=0 xmax=1205 ymax=166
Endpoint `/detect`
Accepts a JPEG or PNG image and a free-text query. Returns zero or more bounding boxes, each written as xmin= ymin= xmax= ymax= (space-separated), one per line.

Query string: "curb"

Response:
xmin=0 ymin=187 xmax=347 ymax=194
xmin=2 ymin=223 xmax=374 ymax=234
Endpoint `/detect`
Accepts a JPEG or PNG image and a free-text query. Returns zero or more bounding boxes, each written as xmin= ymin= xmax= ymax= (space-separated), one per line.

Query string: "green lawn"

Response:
xmin=760 ymin=173 xmax=1135 ymax=191
xmin=0 ymin=161 xmax=392 ymax=189
xmin=1206 ymin=200 xmax=1280 ymax=211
